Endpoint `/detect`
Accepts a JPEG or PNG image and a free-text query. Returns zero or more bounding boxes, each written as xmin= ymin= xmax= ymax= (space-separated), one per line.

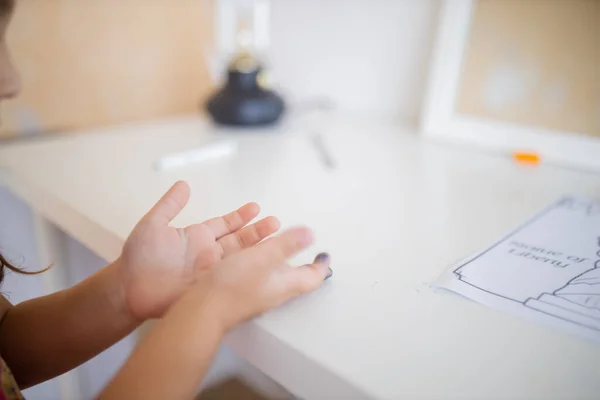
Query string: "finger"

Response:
xmin=218 ymin=216 xmax=280 ymax=256
xmin=203 ymin=202 xmax=260 ymax=239
xmin=253 ymin=226 xmax=314 ymax=266
xmin=284 ymin=253 xmax=332 ymax=295
xmin=145 ymin=181 xmax=190 ymax=224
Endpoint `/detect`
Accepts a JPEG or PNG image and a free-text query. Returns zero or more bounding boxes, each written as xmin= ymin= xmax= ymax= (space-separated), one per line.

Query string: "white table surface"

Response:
xmin=1 ymin=114 xmax=600 ymax=399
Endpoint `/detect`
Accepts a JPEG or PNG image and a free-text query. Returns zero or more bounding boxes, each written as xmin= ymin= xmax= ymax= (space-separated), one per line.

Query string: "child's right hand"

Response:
xmin=197 ymin=226 xmax=332 ymax=332
xmin=98 ymin=227 xmax=331 ymax=399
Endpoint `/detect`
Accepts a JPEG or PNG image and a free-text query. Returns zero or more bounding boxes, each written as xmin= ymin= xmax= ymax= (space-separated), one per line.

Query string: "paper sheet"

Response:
xmin=436 ymin=196 xmax=600 ymax=344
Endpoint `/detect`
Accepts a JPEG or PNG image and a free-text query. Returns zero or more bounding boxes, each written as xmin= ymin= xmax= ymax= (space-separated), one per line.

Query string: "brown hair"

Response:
xmin=0 ymin=0 xmax=14 ymax=15
xmin=0 ymin=250 xmax=52 ymax=284
xmin=1 ymin=252 xmax=19 ymax=283
xmin=0 ymin=252 xmax=46 ymax=284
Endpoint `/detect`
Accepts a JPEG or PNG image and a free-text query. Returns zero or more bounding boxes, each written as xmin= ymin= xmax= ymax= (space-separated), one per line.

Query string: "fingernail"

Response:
xmin=325 ymin=267 xmax=333 ymax=281
xmin=315 ymin=252 xmax=330 ymax=263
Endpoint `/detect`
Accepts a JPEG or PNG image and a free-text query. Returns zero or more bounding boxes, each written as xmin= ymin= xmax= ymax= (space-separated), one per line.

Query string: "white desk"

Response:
xmin=1 ymin=114 xmax=600 ymax=399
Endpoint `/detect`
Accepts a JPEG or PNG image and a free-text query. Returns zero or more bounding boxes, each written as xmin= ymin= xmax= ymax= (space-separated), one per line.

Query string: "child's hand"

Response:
xmin=120 ymin=181 xmax=280 ymax=320
xmin=197 ymin=227 xmax=332 ymax=332
xmin=98 ymin=227 xmax=330 ymax=400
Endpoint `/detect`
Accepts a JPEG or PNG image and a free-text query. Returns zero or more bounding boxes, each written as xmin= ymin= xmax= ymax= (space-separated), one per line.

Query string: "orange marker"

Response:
xmin=513 ymin=151 xmax=541 ymax=165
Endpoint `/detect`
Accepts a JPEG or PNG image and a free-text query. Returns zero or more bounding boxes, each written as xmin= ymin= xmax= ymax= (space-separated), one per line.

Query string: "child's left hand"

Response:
xmin=118 ymin=181 xmax=280 ymax=320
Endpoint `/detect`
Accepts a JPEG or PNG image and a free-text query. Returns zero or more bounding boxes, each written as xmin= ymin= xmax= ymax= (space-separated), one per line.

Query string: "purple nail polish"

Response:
xmin=325 ymin=267 xmax=333 ymax=280
xmin=315 ymin=252 xmax=330 ymax=263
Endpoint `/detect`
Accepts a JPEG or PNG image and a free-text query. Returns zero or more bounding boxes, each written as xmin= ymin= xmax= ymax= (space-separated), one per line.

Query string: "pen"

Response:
xmin=311 ymin=133 xmax=336 ymax=169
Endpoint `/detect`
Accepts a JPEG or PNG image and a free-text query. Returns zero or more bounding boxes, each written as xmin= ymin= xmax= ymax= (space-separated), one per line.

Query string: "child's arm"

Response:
xmin=0 ymin=259 xmax=138 ymax=388
xmin=0 ymin=182 xmax=279 ymax=389
xmin=99 ymin=227 xmax=331 ymax=399
xmin=97 ymin=279 xmax=223 ymax=399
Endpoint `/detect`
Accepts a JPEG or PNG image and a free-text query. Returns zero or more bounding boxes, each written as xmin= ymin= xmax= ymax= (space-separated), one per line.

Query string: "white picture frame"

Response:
xmin=420 ymin=0 xmax=600 ymax=173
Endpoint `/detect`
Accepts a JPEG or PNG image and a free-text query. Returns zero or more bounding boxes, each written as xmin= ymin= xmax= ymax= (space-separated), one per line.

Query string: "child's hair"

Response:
xmin=0 ymin=252 xmax=50 ymax=284
xmin=0 ymin=252 xmax=21 ymax=283
xmin=0 ymin=0 xmax=13 ymax=15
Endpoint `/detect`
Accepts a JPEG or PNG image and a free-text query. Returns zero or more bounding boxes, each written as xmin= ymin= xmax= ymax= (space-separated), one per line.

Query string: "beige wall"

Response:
xmin=0 ymin=0 xmax=214 ymax=137
xmin=456 ymin=0 xmax=600 ymax=137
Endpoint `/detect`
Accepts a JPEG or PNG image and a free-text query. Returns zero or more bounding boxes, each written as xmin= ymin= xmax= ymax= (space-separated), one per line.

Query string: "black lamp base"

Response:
xmin=205 ymin=68 xmax=285 ymax=127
